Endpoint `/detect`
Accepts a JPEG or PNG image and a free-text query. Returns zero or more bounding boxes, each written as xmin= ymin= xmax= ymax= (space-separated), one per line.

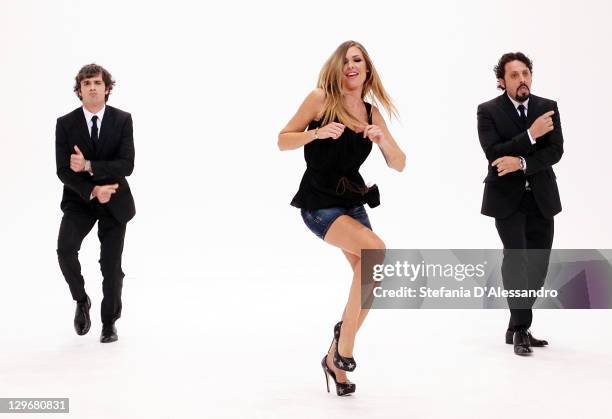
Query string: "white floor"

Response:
xmin=2 ymin=272 xmax=611 ymax=419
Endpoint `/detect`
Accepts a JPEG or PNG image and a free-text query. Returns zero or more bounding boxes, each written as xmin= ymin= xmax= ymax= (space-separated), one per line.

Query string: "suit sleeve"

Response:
xmin=477 ymin=104 xmax=534 ymax=162
xmin=523 ymin=102 xmax=564 ymax=175
xmin=90 ymin=114 xmax=135 ymax=178
xmin=55 ymin=119 xmax=95 ymax=201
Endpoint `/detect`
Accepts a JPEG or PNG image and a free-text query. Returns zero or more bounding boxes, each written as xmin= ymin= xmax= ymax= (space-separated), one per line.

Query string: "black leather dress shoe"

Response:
xmin=74 ymin=296 xmax=91 ymax=336
xmin=506 ymin=330 xmax=548 ymax=346
xmin=100 ymin=323 xmax=118 ymax=343
xmin=513 ymin=329 xmax=533 ymax=355
xmin=526 ymin=331 xmax=548 ymax=347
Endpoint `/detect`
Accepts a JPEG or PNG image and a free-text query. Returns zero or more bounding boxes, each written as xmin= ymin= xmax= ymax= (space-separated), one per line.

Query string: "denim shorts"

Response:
xmin=300 ymin=205 xmax=373 ymax=240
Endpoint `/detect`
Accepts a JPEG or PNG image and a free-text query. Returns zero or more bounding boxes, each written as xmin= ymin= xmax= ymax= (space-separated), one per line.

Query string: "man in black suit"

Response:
xmin=56 ymin=64 xmax=135 ymax=343
xmin=477 ymin=52 xmax=563 ymax=355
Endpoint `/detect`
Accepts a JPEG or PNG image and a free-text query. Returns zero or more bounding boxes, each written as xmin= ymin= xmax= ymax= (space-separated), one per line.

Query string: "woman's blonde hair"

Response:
xmin=317 ymin=40 xmax=398 ymax=130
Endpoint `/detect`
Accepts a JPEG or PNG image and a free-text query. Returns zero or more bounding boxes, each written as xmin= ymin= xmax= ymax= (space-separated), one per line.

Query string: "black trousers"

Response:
xmin=57 ymin=202 xmax=126 ymax=325
xmin=495 ymin=190 xmax=554 ymax=331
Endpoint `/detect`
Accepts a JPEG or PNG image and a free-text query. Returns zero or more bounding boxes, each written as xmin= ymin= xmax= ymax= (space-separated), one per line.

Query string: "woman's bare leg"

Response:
xmin=326 ymin=250 xmax=372 ymax=382
xmin=341 ymin=250 xmax=370 ymax=331
xmin=323 ymin=215 xmax=385 ymax=361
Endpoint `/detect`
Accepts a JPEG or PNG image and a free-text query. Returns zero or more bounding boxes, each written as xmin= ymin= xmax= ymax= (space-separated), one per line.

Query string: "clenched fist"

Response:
xmin=93 ymin=184 xmax=119 ymax=204
xmin=70 ymin=145 xmax=86 ymax=172
xmin=529 ymin=110 xmax=555 ymax=140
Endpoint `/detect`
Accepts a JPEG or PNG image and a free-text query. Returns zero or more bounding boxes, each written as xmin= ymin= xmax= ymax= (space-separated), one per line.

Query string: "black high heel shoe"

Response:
xmin=321 ymin=355 xmax=356 ymax=396
xmin=333 ymin=321 xmax=357 ymax=372
xmin=333 ymin=321 xmax=342 ymax=341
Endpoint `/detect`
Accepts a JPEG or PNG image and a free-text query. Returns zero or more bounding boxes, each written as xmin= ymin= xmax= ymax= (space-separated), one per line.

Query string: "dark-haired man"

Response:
xmin=56 ymin=64 xmax=135 ymax=343
xmin=477 ymin=52 xmax=563 ymax=356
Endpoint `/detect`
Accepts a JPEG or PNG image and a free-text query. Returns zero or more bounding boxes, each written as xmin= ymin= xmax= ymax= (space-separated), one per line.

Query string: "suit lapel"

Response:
xmin=526 ymin=95 xmax=541 ymax=127
xmin=497 ymin=93 xmax=524 ymax=131
xmin=74 ymin=108 xmax=95 ymax=158
xmin=97 ymin=106 xmax=115 ymax=158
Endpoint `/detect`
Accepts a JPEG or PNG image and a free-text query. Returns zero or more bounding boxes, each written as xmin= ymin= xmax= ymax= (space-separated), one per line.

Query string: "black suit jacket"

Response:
xmin=477 ymin=94 xmax=563 ymax=219
xmin=55 ymin=105 xmax=136 ymax=224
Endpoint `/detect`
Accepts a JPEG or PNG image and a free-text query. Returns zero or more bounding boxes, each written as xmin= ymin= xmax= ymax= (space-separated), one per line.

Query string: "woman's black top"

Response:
xmin=290 ymin=102 xmax=380 ymax=210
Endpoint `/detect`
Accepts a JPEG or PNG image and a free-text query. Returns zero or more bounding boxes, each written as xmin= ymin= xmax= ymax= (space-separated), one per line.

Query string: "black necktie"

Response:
xmin=517 ymin=104 xmax=527 ymax=130
xmin=517 ymin=104 xmax=530 ymax=189
xmin=91 ymin=115 xmax=99 ymax=152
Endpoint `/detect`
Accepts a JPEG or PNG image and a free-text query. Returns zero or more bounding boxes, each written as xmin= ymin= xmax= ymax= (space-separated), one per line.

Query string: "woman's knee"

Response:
xmin=362 ymin=235 xmax=385 ymax=251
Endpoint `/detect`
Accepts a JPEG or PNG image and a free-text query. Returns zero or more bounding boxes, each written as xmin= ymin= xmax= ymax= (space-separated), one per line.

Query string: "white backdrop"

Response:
xmin=1 ymin=1 xmax=612 ymax=416
xmin=2 ymin=0 xmax=611 ymax=287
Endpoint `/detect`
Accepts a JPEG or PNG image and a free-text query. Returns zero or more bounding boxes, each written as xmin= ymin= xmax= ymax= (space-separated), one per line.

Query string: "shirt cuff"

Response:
xmin=527 ymin=129 xmax=536 ymax=145
xmin=520 ymin=156 xmax=527 ymax=172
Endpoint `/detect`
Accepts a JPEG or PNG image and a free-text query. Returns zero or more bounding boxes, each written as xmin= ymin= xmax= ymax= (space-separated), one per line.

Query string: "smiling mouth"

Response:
xmin=346 ymin=72 xmax=359 ymax=79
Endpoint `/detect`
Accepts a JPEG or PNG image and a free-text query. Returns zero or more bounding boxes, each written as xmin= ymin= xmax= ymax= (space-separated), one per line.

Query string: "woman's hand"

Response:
xmin=363 ymin=124 xmax=384 ymax=144
xmin=317 ymin=122 xmax=346 ymax=140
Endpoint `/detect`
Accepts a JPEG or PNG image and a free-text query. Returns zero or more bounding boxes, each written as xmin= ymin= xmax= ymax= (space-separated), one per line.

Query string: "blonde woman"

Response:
xmin=278 ymin=41 xmax=405 ymax=396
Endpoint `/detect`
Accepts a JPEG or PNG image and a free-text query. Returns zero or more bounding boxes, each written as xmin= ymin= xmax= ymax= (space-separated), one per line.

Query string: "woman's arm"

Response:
xmin=277 ymin=89 xmax=324 ymax=151
xmin=278 ymin=89 xmax=346 ymax=151
xmin=366 ymin=106 xmax=406 ymax=172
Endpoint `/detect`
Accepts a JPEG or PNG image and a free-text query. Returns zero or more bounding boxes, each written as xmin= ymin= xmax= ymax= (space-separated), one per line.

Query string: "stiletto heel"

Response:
xmin=333 ymin=321 xmax=357 ymax=372
xmin=321 ymin=355 xmax=356 ymax=396
xmin=322 ymin=362 xmax=330 ymax=393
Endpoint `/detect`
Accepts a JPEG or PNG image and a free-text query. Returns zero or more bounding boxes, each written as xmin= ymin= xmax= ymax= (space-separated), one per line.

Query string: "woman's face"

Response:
xmin=342 ymin=46 xmax=368 ymax=91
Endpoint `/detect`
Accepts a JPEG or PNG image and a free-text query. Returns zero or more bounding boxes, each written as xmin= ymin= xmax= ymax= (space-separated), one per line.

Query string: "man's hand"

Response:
xmin=70 ymin=146 xmax=87 ymax=172
xmin=492 ymin=156 xmax=522 ymax=176
xmin=529 ymin=110 xmax=555 ymax=140
xmin=93 ymin=184 xmax=119 ymax=204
